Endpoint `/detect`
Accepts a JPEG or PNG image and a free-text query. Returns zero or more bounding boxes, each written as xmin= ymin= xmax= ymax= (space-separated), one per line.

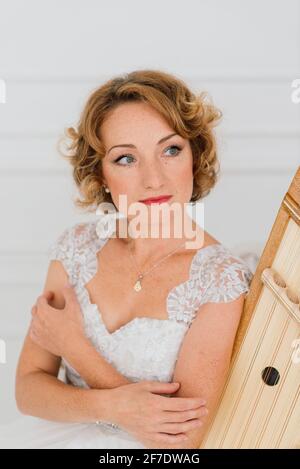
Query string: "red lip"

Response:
xmin=139 ymin=195 xmax=172 ymax=204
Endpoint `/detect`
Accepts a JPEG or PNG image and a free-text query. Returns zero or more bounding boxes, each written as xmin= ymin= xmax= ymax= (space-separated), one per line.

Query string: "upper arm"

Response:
xmin=172 ymin=293 xmax=246 ymax=448
xmin=170 ymin=251 xmax=253 ymax=448
xmin=16 ymin=224 xmax=78 ymax=380
xmin=16 ymin=258 xmax=69 ymax=381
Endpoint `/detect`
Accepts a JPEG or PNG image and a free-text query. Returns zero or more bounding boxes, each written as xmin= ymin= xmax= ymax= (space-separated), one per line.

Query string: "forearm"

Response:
xmin=16 ymin=370 xmax=114 ymax=424
xmin=63 ymin=336 xmax=131 ymax=389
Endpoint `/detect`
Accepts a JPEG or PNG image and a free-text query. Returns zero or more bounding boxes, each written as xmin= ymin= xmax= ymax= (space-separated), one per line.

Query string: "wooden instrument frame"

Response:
xmin=233 ymin=166 xmax=300 ymax=361
xmin=200 ymin=166 xmax=300 ymax=449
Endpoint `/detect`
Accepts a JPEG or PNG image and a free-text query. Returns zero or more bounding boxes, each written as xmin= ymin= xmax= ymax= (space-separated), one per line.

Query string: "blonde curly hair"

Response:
xmin=58 ymin=69 xmax=222 ymax=212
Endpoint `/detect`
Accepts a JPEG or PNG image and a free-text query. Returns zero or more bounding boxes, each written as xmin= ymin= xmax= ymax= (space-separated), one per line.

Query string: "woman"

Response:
xmin=0 ymin=69 xmax=253 ymax=449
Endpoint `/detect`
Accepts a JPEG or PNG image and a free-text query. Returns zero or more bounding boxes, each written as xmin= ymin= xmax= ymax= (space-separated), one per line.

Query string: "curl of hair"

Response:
xmin=58 ymin=69 xmax=222 ymax=212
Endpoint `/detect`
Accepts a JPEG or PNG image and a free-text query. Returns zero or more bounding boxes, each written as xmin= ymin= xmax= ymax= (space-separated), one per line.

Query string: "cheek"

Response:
xmin=172 ymin=161 xmax=193 ymax=188
xmin=169 ymin=149 xmax=193 ymax=176
xmin=170 ymin=160 xmax=194 ymax=200
xmin=107 ymin=178 xmax=137 ymax=211
xmin=180 ymin=165 xmax=193 ymax=181
xmin=104 ymin=165 xmax=134 ymax=194
xmin=114 ymin=179 xmax=134 ymax=193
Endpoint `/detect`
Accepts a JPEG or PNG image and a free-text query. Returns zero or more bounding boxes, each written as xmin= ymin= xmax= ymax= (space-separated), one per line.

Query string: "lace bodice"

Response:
xmin=47 ymin=221 xmax=253 ymax=434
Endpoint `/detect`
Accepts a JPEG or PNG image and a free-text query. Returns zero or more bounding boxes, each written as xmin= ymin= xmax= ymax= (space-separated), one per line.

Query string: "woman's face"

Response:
xmin=100 ymin=101 xmax=194 ymax=224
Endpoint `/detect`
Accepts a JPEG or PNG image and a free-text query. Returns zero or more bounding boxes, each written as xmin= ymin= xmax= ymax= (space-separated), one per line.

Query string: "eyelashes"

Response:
xmin=113 ymin=155 xmax=134 ymax=165
xmin=113 ymin=145 xmax=183 ymax=166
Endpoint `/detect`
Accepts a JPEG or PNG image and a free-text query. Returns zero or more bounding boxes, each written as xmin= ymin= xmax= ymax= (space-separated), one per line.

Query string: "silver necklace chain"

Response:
xmin=128 ymin=240 xmax=187 ymax=292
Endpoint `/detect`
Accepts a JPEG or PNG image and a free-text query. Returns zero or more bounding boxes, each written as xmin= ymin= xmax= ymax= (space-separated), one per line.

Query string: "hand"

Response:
xmin=109 ymin=380 xmax=207 ymax=447
xmin=29 ymin=284 xmax=86 ymax=357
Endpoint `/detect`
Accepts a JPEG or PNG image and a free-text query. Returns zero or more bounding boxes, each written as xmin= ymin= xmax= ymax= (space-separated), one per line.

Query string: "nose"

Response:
xmin=141 ymin=158 xmax=166 ymax=191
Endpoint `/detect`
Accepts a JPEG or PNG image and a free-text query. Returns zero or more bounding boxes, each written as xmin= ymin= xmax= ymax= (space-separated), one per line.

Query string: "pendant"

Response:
xmin=133 ymin=278 xmax=142 ymax=292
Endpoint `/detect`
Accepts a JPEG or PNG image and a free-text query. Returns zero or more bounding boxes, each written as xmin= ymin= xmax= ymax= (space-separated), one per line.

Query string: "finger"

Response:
xmin=29 ymin=325 xmax=38 ymax=343
xmin=36 ymin=295 xmax=51 ymax=309
xmin=29 ymin=316 xmax=41 ymax=332
xmin=41 ymin=291 xmax=54 ymax=302
xmin=144 ymin=381 xmax=180 ymax=393
xmin=31 ymin=304 xmax=38 ymax=316
xmin=62 ymin=284 xmax=81 ymax=312
xmin=30 ymin=330 xmax=42 ymax=348
xmin=30 ymin=317 xmax=40 ymax=333
xmin=158 ymin=395 xmax=206 ymax=412
xmin=160 ymin=418 xmax=203 ymax=434
xmin=161 ymin=406 xmax=209 ymax=424
xmin=151 ymin=431 xmax=188 ymax=444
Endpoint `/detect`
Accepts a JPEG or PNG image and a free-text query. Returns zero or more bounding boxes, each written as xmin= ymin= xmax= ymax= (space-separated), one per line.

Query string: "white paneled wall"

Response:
xmin=0 ymin=0 xmax=299 ymax=424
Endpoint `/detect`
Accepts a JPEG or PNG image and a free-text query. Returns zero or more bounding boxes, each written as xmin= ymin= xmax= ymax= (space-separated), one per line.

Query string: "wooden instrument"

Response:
xmin=200 ymin=166 xmax=300 ymax=449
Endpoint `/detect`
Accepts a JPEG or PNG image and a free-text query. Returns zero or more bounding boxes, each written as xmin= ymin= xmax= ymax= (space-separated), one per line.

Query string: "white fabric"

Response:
xmin=0 ymin=221 xmax=253 ymax=448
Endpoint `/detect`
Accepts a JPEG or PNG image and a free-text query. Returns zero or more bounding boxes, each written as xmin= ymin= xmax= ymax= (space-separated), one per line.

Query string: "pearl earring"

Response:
xmin=104 ymin=186 xmax=110 ymax=193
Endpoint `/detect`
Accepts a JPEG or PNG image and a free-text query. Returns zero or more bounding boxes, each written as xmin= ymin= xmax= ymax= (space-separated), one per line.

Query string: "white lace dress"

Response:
xmin=0 ymin=221 xmax=253 ymax=449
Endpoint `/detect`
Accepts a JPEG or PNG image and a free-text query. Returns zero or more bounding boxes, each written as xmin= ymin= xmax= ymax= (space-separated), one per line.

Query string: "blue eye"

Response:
xmin=113 ymin=155 xmax=135 ymax=166
xmin=113 ymin=145 xmax=182 ymax=166
xmin=164 ymin=145 xmax=182 ymax=157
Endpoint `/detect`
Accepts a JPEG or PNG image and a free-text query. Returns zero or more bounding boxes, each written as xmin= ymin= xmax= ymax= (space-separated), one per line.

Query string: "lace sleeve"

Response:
xmin=47 ymin=225 xmax=76 ymax=284
xmin=200 ymin=252 xmax=254 ymax=305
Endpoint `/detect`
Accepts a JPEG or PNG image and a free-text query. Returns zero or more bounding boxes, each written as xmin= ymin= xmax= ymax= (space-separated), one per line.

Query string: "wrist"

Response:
xmin=91 ymin=388 xmax=118 ymax=424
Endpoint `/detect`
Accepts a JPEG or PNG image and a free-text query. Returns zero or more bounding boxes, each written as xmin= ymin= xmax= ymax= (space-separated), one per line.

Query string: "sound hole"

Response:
xmin=261 ymin=367 xmax=280 ymax=386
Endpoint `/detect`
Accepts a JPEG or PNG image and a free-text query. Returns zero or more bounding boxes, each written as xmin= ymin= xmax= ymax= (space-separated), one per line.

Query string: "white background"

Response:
xmin=0 ymin=0 xmax=299 ymax=423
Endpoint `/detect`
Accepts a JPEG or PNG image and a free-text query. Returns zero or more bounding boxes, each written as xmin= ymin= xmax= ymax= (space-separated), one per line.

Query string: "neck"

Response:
xmin=115 ymin=213 xmax=205 ymax=267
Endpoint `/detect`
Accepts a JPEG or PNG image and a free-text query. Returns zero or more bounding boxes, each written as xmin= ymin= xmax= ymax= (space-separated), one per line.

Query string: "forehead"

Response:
xmin=100 ymin=101 xmax=174 ymax=141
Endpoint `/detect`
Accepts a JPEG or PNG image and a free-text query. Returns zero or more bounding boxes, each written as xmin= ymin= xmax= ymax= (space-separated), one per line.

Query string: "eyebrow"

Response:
xmin=107 ymin=132 xmax=179 ymax=155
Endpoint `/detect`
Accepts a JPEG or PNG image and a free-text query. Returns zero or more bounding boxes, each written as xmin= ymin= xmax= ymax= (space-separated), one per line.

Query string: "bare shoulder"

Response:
xmin=46 ymin=221 xmax=95 ymax=307
xmin=183 ymin=229 xmax=221 ymax=257
xmin=202 ymin=229 xmax=220 ymax=246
